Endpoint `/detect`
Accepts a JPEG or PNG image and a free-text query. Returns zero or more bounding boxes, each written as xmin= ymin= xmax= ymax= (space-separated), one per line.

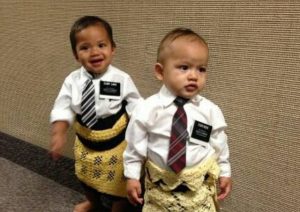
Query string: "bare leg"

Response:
xmin=74 ymin=189 xmax=97 ymax=212
xmin=73 ymin=199 xmax=92 ymax=212
xmin=74 ymin=182 xmax=99 ymax=212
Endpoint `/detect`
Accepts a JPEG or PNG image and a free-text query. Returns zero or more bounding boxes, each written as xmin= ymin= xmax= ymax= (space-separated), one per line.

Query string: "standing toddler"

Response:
xmin=50 ymin=16 xmax=141 ymax=212
xmin=124 ymin=28 xmax=232 ymax=212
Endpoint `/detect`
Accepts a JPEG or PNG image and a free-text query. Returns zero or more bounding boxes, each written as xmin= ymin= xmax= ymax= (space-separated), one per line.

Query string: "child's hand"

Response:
xmin=126 ymin=179 xmax=143 ymax=206
xmin=49 ymin=121 xmax=69 ymax=160
xmin=217 ymin=176 xmax=232 ymax=200
xmin=49 ymin=135 xmax=66 ymax=160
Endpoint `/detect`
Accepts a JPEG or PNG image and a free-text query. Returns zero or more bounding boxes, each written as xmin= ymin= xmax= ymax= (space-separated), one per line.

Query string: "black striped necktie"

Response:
xmin=81 ymin=79 xmax=97 ymax=128
xmin=167 ymin=97 xmax=188 ymax=173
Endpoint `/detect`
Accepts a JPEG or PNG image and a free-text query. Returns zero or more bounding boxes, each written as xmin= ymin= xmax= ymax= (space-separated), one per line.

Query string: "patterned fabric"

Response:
xmin=167 ymin=97 xmax=188 ymax=173
xmin=73 ymin=113 xmax=129 ymax=197
xmin=74 ymin=113 xmax=128 ymax=142
xmin=81 ymin=79 xmax=97 ymax=128
xmin=143 ymin=157 xmax=220 ymax=212
xmin=74 ymin=138 xmax=127 ymax=197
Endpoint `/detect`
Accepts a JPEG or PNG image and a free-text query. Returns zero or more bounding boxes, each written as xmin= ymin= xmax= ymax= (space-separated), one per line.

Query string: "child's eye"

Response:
xmin=198 ymin=67 xmax=207 ymax=72
xmin=98 ymin=43 xmax=106 ymax=48
xmin=79 ymin=46 xmax=89 ymax=51
xmin=178 ymin=65 xmax=189 ymax=71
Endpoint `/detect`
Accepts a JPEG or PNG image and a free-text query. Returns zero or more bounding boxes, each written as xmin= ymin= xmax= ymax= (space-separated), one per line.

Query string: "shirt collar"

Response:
xmin=158 ymin=85 xmax=203 ymax=107
xmin=80 ymin=65 xmax=112 ymax=80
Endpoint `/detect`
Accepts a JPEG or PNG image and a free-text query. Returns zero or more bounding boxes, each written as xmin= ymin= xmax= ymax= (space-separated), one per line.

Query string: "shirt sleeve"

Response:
xmin=50 ymin=77 xmax=75 ymax=125
xmin=210 ymin=130 xmax=231 ymax=177
xmin=210 ymin=105 xmax=231 ymax=177
xmin=123 ymin=75 xmax=142 ymax=117
xmin=123 ymin=100 xmax=148 ymax=180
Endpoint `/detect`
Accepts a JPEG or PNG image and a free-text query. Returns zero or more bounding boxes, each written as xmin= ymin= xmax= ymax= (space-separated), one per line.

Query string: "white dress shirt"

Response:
xmin=124 ymin=85 xmax=231 ymax=180
xmin=50 ymin=65 xmax=142 ymax=124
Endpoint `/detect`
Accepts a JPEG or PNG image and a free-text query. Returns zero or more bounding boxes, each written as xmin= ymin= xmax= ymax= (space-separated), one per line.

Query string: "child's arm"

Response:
xmin=123 ymin=99 xmax=148 ymax=205
xmin=49 ymin=74 xmax=75 ymax=160
xmin=49 ymin=121 xmax=69 ymax=160
xmin=217 ymin=176 xmax=232 ymax=200
xmin=209 ymin=105 xmax=232 ymax=200
xmin=126 ymin=179 xmax=143 ymax=206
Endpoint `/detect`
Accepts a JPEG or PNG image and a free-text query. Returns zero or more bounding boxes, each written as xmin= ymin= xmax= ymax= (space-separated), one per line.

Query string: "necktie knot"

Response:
xmin=174 ymin=97 xmax=188 ymax=107
xmin=86 ymin=71 xmax=96 ymax=80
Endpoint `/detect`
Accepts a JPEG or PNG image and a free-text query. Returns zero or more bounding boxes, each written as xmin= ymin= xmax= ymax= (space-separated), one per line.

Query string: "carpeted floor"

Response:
xmin=0 ymin=132 xmax=86 ymax=212
xmin=0 ymin=157 xmax=85 ymax=212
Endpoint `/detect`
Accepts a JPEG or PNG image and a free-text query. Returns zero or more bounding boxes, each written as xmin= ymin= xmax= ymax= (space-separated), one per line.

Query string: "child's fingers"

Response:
xmin=49 ymin=139 xmax=64 ymax=160
xmin=127 ymin=195 xmax=136 ymax=206
xmin=135 ymin=183 xmax=143 ymax=205
xmin=217 ymin=189 xmax=227 ymax=200
xmin=48 ymin=150 xmax=61 ymax=161
xmin=126 ymin=179 xmax=143 ymax=205
xmin=217 ymin=177 xmax=232 ymax=200
xmin=128 ymin=191 xmax=137 ymax=205
xmin=132 ymin=191 xmax=143 ymax=205
xmin=136 ymin=183 xmax=142 ymax=196
xmin=217 ymin=185 xmax=230 ymax=200
xmin=128 ymin=189 xmax=143 ymax=206
xmin=217 ymin=184 xmax=226 ymax=200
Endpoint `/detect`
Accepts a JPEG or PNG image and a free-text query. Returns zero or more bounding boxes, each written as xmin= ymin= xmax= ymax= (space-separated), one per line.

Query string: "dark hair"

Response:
xmin=70 ymin=16 xmax=116 ymax=58
xmin=157 ymin=27 xmax=207 ymax=63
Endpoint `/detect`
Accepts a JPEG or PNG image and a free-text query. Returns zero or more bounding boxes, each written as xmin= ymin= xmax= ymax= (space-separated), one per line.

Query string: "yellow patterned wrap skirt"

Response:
xmin=143 ymin=157 xmax=220 ymax=212
xmin=73 ymin=114 xmax=128 ymax=197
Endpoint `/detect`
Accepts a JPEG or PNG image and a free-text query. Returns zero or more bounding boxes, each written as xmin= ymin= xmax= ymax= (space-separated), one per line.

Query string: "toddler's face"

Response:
xmin=156 ymin=37 xmax=209 ymax=99
xmin=75 ymin=25 xmax=115 ymax=75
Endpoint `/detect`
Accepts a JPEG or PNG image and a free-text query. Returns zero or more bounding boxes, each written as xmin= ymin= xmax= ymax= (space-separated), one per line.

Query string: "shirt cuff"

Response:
xmin=124 ymin=162 xmax=142 ymax=180
xmin=219 ymin=163 xmax=231 ymax=177
xmin=50 ymin=109 xmax=74 ymax=125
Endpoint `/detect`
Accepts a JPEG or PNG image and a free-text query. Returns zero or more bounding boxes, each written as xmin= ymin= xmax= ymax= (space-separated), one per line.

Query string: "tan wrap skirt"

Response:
xmin=143 ymin=157 xmax=220 ymax=212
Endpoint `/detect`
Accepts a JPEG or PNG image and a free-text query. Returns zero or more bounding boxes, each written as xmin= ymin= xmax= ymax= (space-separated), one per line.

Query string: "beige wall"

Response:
xmin=1 ymin=1 xmax=299 ymax=211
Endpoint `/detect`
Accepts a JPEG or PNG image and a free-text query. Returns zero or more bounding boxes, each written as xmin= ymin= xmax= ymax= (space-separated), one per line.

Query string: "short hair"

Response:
xmin=70 ymin=16 xmax=116 ymax=58
xmin=157 ymin=27 xmax=208 ymax=63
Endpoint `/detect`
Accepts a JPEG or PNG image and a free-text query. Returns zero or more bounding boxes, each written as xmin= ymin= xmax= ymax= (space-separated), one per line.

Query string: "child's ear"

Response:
xmin=73 ymin=51 xmax=79 ymax=61
xmin=154 ymin=63 xmax=164 ymax=81
xmin=112 ymin=46 xmax=116 ymax=55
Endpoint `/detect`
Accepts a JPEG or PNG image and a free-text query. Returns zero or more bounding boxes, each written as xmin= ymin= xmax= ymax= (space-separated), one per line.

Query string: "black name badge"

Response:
xmin=100 ymin=81 xmax=121 ymax=97
xmin=191 ymin=121 xmax=212 ymax=142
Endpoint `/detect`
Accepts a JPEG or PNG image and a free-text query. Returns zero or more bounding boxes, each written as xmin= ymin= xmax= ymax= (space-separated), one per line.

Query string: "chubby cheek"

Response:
xmin=199 ymin=78 xmax=206 ymax=87
xmin=197 ymin=79 xmax=206 ymax=92
xmin=161 ymin=71 xmax=186 ymax=91
xmin=76 ymin=54 xmax=86 ymax=63
xmin=201 ymin=76 xmax=207 ymax=86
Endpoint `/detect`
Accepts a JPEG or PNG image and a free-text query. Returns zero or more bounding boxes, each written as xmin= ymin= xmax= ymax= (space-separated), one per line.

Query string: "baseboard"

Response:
xmin=0 ymin=131 xmax=83 ymax=193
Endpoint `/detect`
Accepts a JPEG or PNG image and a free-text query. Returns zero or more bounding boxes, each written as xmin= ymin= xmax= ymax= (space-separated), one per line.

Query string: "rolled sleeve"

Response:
xmin=50 ymin=79 xmax=75 ymax=125
xmin=209 ymin=128 xmax=231 ymax=178
xmin=123 ymin=161 xmax=143 ymax=180
xmin=50 ymin=107 xmax=74 ymax=125
xmin=219 ymin=161 xmax=231 ymax=177
xmin=210 ymin=105 xmax=231 ymax=177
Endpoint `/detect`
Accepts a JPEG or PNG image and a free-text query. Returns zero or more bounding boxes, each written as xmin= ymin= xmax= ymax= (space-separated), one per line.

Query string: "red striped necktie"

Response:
xmin=167 ymin=97 xmax=188 ymax=173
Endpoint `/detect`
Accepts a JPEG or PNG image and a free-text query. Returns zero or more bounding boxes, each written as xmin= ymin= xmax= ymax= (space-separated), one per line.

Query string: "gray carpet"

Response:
xmin=0 ymin=157 xmax=84 ymax=212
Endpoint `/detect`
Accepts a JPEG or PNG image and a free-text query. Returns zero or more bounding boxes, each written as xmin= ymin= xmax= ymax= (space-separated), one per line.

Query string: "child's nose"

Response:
xmin=188 ymin=69 xmax=198 ymax=80
xmin=90 ymin=47 xmax=100 ymax=55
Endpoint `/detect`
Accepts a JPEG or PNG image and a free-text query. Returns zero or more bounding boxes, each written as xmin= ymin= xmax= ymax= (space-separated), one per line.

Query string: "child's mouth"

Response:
xmin=185 ymin=84 xmax=198 ymax=91
xmin=90 ymin=59 xmax=103 ymax=66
